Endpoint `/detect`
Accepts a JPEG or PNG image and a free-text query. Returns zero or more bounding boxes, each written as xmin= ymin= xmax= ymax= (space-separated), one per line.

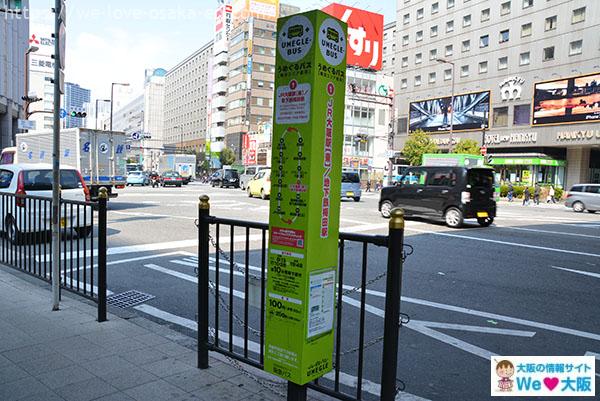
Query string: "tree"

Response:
xmin=453 ymin=139 xmax=481 ymax=155
xmin=220 ymin=147 xmax=236 ymax=166
xmin=402 ymin=130 xmax=439 ymax=166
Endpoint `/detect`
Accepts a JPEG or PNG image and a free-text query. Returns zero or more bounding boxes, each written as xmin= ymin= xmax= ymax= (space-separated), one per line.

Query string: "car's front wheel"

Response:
xmin=75 ymin=226 xmax=92 ymax=238
xmin=477 ymin=217 xmax=494 ymax=227
xmin=247 ymin=187 xmax=253 ymax=198
xmin=572 ymin=201 xmax=585 ymax=213
xmin=353 ymin=197 xmax=361 ymax=202
xmin=261 ymin=189 xmax=267 ymax=200
xmin=380 ymin=201 xmax=393 ymax=218
xmin=445 ymin=207 xmax=464 ymax=228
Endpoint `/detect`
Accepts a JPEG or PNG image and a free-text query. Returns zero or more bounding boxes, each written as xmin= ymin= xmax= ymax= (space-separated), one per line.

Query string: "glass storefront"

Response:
xmin=491 ymin=157 xmax=566 ymax=187
xmin=590 ymin=149 xmax=600 ymax=184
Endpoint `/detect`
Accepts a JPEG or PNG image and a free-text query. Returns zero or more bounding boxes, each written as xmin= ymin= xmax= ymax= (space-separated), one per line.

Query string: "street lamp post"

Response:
xmin=436 ymin=58 xmax=455 ymax=152
xmin=95 ymin=99 xmax=110 ymax=130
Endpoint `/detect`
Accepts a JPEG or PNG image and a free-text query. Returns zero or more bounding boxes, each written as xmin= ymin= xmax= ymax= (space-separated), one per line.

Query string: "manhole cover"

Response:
xmin=107 ymin=290 xmax=155 ymax=308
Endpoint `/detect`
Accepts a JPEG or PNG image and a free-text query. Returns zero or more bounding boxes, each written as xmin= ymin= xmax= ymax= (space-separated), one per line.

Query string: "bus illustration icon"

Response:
xmin=326 ymin=27 xmax=339 ymax=43
xmin=288 ymin=24 xmax=304 ymax=38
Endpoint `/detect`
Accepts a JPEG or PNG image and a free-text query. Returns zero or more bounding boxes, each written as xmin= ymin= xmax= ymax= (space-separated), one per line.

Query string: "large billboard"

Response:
xmin=409 ymin=91 xmax=490 ymax=133
xmin=322 ymin=3 xmax=383 ymax=70
xmin=532 ymin=72 xmax=600 ymax=126
xmin=232 ymin=0 xmax=279 ymax=27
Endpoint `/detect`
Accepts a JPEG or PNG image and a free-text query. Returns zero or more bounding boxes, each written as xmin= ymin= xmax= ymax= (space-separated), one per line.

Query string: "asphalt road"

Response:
xmin=98 ymin=182 xmax=600 ymax=401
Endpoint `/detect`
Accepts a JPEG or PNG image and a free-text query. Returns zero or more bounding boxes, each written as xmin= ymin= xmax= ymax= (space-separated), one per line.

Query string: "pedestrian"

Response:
xmin=523 ymin=187 xmax=531 ymax=206
xmin=507 ymin=182 xmax=514 ymax=202
xmin=366 ymin=180 xmax=371 ymax=192
xmin=533 ymin=183 xmax=541 ymax=205
xmin=547 ymin=186 xmax=556 ymax=204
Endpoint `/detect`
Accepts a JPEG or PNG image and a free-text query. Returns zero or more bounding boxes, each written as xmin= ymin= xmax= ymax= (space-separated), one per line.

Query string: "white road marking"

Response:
xmin=405 ymin=226 xmax=600 ymax=258
xmin=112 ymin=210 xmax=196 ymax=221
xmin=414 ymin=321 xmax=536 ymax=337
xmin=496 ymin=226 xmax=600 ymax=239
xmin=550 ymin=265 xmax=600 ymax=280
xmin=585 ymin=351 xmax=600 ymax=360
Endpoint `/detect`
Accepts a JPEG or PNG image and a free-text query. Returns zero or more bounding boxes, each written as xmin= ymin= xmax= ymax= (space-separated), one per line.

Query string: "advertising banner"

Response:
xmin=322 ymin=3 xmax=383 ymax=70
xmin=265 ymin=10 xmax=347 ymax=385
xmin=409 ymin=91 xmax=490 ymax=133
xmin=532 ymin=72 xmax=600 ymax=126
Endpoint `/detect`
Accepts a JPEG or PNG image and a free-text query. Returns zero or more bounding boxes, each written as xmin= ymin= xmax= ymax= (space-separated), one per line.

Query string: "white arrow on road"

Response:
xmin=550 ymin=265 xmax=600 ymax=280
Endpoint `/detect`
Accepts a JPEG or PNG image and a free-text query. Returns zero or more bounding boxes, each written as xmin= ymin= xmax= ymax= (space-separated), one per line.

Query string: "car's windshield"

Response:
xmin=342 ymin=172 xmax=360 ymax=183
xmin=224 ymin=170 xmax=238 ymax=178
xmin=467 ymin=169 xmax=494 ymax=188
xmin=23 ymin=170 xmax=82 ymax=191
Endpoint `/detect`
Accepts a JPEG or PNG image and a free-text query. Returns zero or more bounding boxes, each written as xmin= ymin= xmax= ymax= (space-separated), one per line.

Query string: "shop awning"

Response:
xmin=489 ymin=157 xmax=566 ymax=167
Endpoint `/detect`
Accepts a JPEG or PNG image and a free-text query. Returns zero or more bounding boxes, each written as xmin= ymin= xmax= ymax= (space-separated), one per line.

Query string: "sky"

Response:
xmin=28 ymin=0 xmax=396 ymax=108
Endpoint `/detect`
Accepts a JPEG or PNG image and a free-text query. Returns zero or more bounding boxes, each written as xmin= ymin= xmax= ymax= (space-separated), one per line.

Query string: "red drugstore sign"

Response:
xmin=322 ymin=3 xmax=383 ymax=70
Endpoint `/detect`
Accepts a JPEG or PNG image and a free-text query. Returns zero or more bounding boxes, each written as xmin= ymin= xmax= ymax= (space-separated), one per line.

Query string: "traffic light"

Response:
xmin=485 ymin=154 xmax=493 ymax=165
xmin=70 ymin=111 xmax=87 ymax=118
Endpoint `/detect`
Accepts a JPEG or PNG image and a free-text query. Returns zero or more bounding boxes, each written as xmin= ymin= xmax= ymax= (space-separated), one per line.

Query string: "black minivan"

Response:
xmin=378 ymin=166 xmax=496 ymax=228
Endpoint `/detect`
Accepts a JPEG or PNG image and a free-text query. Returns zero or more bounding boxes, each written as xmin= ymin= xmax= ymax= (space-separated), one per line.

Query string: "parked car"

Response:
xmin=247 ymin=169 xmax=271 ymax=199
xmin=0 ymin=164 xmax=92 ymax=243
xmin=211 ymin=169 xmax=240 ymax=188
xmin=565 ymin=184 xmax=600 ymax=213
xmin=240 ymin=165 xmax=269 ymax=190
xmin=160 ymin=171 xmax=183 ymax=187
xmin=126 ymin=171 xmax=149 ymax=186
xmin=378 ymin=166 xmax=496 ymax=228
xmin=341 ymin=171 xmax=361 ymax=202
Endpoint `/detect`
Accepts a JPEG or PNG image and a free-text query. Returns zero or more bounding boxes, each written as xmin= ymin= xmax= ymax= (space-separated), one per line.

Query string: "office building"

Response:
xmin=64 ymin=82 xmax=91 ymax=128
xmin=142 ymin=68 xmax=166 ymax=170
xmin=393 ymin=0 xmax=600 ymax=187
xmin=164 ymin=41 xmax=214 ymax=154
xmin=111 ymin=94 xmax=144 ymax=137
xmin=382 ymin=21 xmax=397 ymax=76
xmin=26 ymin=23 xmax=55 ymax=132
xmin=0 ymin=0 xmax=29 ymax=147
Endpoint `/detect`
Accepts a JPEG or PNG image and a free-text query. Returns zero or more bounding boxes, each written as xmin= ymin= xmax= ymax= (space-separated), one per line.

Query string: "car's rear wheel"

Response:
xmin=261 ymin=189 xmax=267 ymax=200
xmin=477 ymin=217 xmax=494 ymax=227
xmin=75 ymin=226 xmax=92 ymax=238
xmin=6 ymin=216 xmax=24 ymax=245
xmin=572 ymin=201 xmax=585 ymax=213
xmin=380 ymin=201 xmax=393 ymax=218
xmin=587 ymin=210 xmax=597 ymax=214
xmin=445 ymin=207 xmax=464 ymax=228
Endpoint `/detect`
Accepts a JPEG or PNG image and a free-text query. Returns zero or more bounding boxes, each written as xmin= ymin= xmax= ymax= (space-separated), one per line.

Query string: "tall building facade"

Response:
xmin=0 ymin=0 xmax=29 ymax=147
xmin=382 ymin=21 xmax=397 ymax=77
xmin=142 ymin=68 xmax=166 ymax=170
xmin=163 ymin=41 xmax=214 ymax=154
xmin=111 ymin=94 xmax=144 ymax=137
xmin=27 ymin=23 xmax=55 ymax=132
xmin=394 ymin=0 xmax=600 ymax=187
xmin=63 ymin=82 xmax=91 ymax=128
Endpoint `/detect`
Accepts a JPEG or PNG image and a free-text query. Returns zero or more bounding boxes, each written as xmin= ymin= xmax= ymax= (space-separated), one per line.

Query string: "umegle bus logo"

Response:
xmin=320 ymin=97 xmax=334 ymax=239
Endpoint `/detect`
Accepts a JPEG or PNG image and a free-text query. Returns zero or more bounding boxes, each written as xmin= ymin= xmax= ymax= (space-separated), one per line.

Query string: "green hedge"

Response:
xmin=499 ymin=185 xmax=563 ymax=200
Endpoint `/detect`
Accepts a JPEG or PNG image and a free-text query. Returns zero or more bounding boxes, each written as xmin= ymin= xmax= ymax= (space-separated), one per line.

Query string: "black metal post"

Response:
xmin=287 ymin=382 xmax=307 ymax=401
xmin=97 ymin=187 xmax=108 ymax=322
xmin=380 ymin=208 xmax=405 ymax=401
xmin=198 ymin=195 xmax=210 ymax=369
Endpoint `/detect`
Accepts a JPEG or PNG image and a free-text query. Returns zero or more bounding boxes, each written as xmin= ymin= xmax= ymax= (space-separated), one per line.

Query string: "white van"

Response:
xmin=240 ymin=165 xmax=269 ymax=190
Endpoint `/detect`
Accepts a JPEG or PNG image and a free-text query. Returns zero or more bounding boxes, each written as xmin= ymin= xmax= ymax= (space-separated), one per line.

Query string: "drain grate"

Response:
xmin=107 ymin=290 xmax=155 ymax=308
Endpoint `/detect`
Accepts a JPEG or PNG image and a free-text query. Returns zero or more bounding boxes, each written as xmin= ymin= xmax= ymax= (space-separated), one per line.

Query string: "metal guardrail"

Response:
xmin=0 ymin=190 xmax=108 ymax=321
xmin=196 ymin=195 xmax=407 ymax=401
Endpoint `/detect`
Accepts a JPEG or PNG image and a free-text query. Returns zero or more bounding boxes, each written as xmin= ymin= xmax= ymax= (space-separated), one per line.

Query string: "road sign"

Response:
xmin=131 ymin=132 xmax=141 ymax=141
xmin=265 ymin=11 xmax=347 ymax=385
xmin=17 ymin=119 xmax=36 ymax=130
xmin=480 ymin=146 xmax=487 ymax=156
xmin=59 ymin=108 xmax=67 ymax=119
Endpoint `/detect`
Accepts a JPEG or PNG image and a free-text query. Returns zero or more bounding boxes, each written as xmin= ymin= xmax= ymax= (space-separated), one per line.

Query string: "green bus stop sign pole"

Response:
xmin=265 ymin=10 xmax=347 ymax=386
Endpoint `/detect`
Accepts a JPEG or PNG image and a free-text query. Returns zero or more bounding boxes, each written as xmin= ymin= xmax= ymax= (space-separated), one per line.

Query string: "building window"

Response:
xmin=444 ymin=69 xmax=452 ymax=80
xmin=543 ymin=46 xmax=555 ymax=61
xmin=445 ymin=44 xmax=453 ymax=56
xmin=479 ymin=61 xmax=488 ymax=73
xmin=431 ymin=25 xmax=438 ymax=37
xmin=462 ymin=40 xmax=470 ymax=52
xmin=446 ymin=20 xmax=454 ymax=33
xmin=519 ymin=51 xmax=530 ymax=65
xmin=523 ymin=0 xmax=533 ymax=9
xmin=545 ymin=16 xmax=557 ymax=31
xmin=463 ymin=15 xmax=471 ymax=27
xmin=493 ymin=107 xmax=509 ymax=127
xmin=415 ymin=53 xmax=422 ymax=64
xmin=572 ymin=7 xmax=585 ymax=24
xmin=401 ymin=79 xmax=408 ymax=89
xmin=415 ymin=75 xmax=422 ymax=86
xmin=499 ymin=29 xmax=510 ymax=43
xmin=432 ymin=2 xmax=439 ymax=14
xmin=481 ymin=8 xmax=490 ymax=22
xmin=514 ymin=105 xmax=531 ymax=125
xmin=480 ymin=35 xmax=489 ymax=48
xmin=417 ymin=8 xmax=424 ymax=19
xmin=401 ymin=56 xmax=408 ymax=67
xmin=521 ymin=23 xmax=532 ymax=37
xmin=430 ymin=49 xmax=438 ymax=60
xmin=402 ymin=35 xmax=409 ymax=46
xmin=460 ymin=65 xmax=469 ymax=77
xmin=447 ymin=0 xmax=455 ymax=8
xmin=429 ymin=72 xmax=436 ymax=84
xmin=501 ymin=1 xmax=511 ymax=15
xmin=569 ymin=40 xmax=582 ymax=56
xmin=498 ymin=56 xmax=508 ymax=70
xmin=416 ymin=30 xmax=423 ymax=42
xmin=403 ymin=13 xmax=410 ymax=25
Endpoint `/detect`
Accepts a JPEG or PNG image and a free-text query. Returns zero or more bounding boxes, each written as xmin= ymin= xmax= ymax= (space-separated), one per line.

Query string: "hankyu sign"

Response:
xmin=265 ymin=10 xmax=346 ymax=385
xmin=499 ymin=76 xmax=525 ymax=101
xmin=556 ymin=129 xmax=600 ymax=142
xmin=485 ymin=132 xmax=538 ymax=145
xmin=322 ymin=3 xmax=383 ymax=70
